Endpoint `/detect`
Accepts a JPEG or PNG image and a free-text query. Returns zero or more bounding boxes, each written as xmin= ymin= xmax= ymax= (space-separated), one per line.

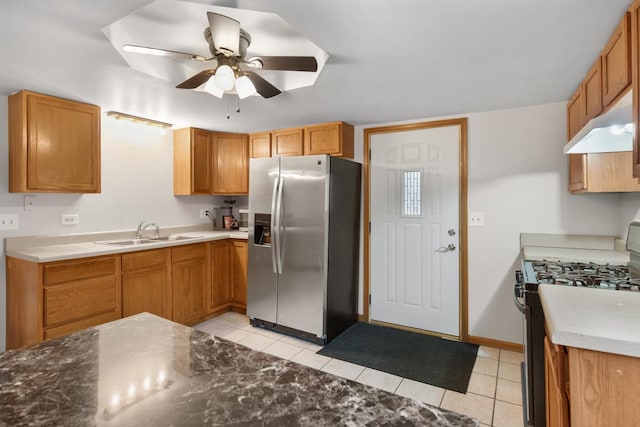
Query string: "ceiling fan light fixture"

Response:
xmin=204 ymin=77 xmax=224 ymax=98
xmin=214 ymin=64 xmax=235 ymax=91
xmin=236 ymin=75 xmax=257 ymax=99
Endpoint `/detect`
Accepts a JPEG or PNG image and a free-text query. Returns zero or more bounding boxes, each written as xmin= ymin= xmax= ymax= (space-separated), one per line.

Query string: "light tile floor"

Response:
xmin=195 ymin=312 xmax=524 ymax=427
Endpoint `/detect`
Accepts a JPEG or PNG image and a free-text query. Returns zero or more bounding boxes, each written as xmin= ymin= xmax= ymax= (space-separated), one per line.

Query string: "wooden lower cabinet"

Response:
xmin=209 ymin=239 xmax=247 ymax=313
xmin=545 ymin=337 xmax=640 ymax=426
xmin=6 ymin=255 xmax=121 ymax=349
xmin=6 ymin=240 xmax=248 ymax=349
xmin=231 ymin=240 xmax=248 ymax=308
xmin=122 ymin=249 xmax=171 ymax=319
xmin=171 ymin=243 xmax=210 ymax=326
xmin=210 ymin=240 xmax=231 ymax=312
xmin=544 ymin=337 xmax=570 ymax=427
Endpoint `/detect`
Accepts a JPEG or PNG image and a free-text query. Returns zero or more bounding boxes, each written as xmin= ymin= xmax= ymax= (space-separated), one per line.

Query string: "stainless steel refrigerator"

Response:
xmin=247 ymin=155 xmax=361 ymax=344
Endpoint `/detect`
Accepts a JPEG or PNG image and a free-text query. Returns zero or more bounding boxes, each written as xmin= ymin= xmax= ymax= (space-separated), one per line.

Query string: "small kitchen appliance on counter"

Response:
xmin=514 ymin=227 xmax=640 ymax=426
xmin=213 ymin=200 xmax=236 ymax=230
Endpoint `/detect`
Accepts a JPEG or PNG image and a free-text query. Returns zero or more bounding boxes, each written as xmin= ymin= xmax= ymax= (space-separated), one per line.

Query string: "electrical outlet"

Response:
xmin=0 ymin=214 xmax=19 ymax=230
xmin=61 ymin=214 xmax=79 ymax=225
xmin=200 ymin=209 xmax=208 ymax=219
xmin=469 ymin=212 xmax=485 ymax=227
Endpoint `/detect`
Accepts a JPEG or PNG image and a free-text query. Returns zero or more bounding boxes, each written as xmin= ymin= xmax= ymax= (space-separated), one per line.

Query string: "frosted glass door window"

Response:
xmin=402 ymin=170 xmax=422 ymax=217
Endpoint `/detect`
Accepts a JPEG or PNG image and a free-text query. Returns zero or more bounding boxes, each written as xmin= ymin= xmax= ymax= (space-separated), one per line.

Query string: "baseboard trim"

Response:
xmin=468 ymin=335 xmax=523 ymax=352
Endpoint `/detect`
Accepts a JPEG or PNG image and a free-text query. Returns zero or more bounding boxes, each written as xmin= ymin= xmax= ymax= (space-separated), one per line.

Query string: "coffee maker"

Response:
xmin=213 ymin=200 xmax=236 ymax=230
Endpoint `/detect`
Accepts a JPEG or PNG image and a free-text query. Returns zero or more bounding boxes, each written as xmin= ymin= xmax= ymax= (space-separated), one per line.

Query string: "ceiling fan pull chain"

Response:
xmin=226 ymin=98 xmax=230 ymax=120
xmin=236 ymin=96 xmax=241 ymax=114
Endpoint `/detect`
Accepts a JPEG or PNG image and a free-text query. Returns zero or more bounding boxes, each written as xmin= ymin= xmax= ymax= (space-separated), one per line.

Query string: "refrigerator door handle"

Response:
xmin=275 ymin=176 xmax=284 ymax=274
xmin=270 ymin=176 xmax=280 ymax=274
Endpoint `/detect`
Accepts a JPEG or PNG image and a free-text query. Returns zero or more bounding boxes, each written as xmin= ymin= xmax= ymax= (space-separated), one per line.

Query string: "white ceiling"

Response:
xmin=0 ymin=0 xmax=632 ymax=133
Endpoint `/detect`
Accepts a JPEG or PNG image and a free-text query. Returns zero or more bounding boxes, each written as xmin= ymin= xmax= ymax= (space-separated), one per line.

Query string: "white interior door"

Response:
xmin=370 ymin=125 xmax=460 ymax=336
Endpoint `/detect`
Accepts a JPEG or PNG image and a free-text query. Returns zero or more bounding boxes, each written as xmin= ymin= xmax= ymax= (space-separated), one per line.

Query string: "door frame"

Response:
xmin=363 ymin=118 xmax=469 ymax=341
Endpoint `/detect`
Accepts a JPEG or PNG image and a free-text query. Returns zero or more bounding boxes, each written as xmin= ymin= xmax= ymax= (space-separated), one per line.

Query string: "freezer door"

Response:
xmin=247 ymin=157 xmax=280 ymax=323
xmin=276 ymin=155 xmax=329 ymax=338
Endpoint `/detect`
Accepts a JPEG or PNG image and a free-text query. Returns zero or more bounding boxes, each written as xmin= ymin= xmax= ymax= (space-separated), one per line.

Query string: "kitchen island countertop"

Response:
xmin=539 ymin=284 xmax=640 ymax=357
xmin=0 ymin=313 xmax=478 ymax=426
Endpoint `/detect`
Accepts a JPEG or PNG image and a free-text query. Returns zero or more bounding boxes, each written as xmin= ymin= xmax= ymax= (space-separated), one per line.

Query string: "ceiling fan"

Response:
xmin=123 ymin=12 xmax=318 ymax=99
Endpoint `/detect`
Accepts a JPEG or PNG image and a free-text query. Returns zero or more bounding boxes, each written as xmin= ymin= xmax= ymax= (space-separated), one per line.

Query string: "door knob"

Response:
xmin=435 ymin=244 xmax=456 ymax=253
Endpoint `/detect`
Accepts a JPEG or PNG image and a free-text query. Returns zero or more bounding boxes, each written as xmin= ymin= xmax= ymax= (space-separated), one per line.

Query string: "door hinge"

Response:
xmin=368 ymin=149 xmax=371 ymax=161
xmin=369 ymin=294 xmax=371 ymax=305
xmin=368 ymin=221 xmax=371 ymax=233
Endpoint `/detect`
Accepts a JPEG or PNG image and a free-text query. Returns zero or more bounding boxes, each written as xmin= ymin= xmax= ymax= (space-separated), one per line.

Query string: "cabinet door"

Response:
xmin=250 ymin=132 xmax=272 ymax=158
xmin=583 ymin=59 xmax=603 ymax=123
xmin=210 ymin=240 xmax=231 ymax=310
xmin=568 ymin=154 xmax=587 ymax=193
xmin=122 ymin=249 xmax=171 ymax=319
xmin=9 ymin=91 xmax=101 ymax=193
xmin=231 ymin=240 xmax=248 ymax=307
xmin=272 ymin=128 xmax=304 ymax=156
xmin=602 ymin=13 xmax=631 ymax=107
xmin=173 ymin=128 xmax=212 ymax=195
xmin=212 ymin=133 xmax=249 ymax=194
xmin=632 ymin=1 xmax=640 ymax=177
xmin=567 ymin=87 xmax=584 ymax=140
xmin=172 ymin=244 xmax=209 ymax=325
xmin=544 ymin=337 xmax=570 ymax=427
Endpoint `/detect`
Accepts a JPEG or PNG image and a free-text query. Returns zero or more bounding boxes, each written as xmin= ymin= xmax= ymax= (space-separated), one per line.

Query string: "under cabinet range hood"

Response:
xmin=564 ymin=91 xmax=634 ymax=154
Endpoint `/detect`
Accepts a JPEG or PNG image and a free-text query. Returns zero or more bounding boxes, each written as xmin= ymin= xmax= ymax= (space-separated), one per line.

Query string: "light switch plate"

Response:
xmin=24 ymin=195 xmax=35 ymax=211
xmin=0 ymin=214 xmax=19 ymax=230
xmin=61 ymin=214 xmax=79 ymax=225
xmin=469 ymin=212 xmax=485 ymax=227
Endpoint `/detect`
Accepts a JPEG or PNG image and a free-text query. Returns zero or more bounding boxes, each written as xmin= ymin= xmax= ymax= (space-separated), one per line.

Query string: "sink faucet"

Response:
xmin=136 ymin=221 xmax=160 ymax=239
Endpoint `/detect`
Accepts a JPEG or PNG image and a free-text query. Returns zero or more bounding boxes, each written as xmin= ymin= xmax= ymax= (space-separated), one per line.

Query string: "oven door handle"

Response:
xmin=514 ymin=283 xmax=526 ymax=314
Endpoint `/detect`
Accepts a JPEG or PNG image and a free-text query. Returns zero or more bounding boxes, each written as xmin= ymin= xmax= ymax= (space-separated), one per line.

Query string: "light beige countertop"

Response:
xmin=5 ymin=226 xmax=248 ymax=263
xmin=539 ymin=284 xmax=640 ymax=358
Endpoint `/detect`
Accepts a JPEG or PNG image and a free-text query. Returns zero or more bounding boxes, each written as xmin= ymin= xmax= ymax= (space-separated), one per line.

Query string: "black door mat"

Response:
xmin=317 ymin=322 xmax=478 ymax=393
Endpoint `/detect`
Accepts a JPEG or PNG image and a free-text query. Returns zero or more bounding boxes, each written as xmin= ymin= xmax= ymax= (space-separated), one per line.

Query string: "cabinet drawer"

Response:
xmin=44 ymin=276 xmax=118 ymax=327
xmin=172 ymin=243 xmax=207 ymax=263
xmin=44 ymin=256 xmax=118 ymax=285
xmin=44 ymin=312 xmax=119 ymax=341
xmin=122 ymin=248 xmax=169 ymax=271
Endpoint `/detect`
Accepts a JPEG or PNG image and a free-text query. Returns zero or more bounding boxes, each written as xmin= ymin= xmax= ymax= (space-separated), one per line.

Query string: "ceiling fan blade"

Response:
xmin=246 ymin=56 xmax=318 ymax=72
xmin=176 ymin=69 xmax=215 ymax=89
xmin=123 ymin=44 xmax=210 ymax=62
xmin=243 ymin=71 xmax=282 ymax=98
xmin=207 ymin=12 xmax=240 ymax=56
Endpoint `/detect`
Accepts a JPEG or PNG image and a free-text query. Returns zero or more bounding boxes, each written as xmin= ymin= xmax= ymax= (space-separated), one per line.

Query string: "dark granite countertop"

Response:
xmin=0 ymin=313 xmax=478 ymax=426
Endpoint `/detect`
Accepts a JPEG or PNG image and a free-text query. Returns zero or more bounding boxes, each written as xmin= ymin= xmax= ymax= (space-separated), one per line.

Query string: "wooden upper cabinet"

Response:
xmin=304 ymin=122 xmax=355 ymax=158
xmin=567 ymin=87 xmax=584 ymax=140
xmin=583 ymin=59 xmax=603 ymax=123
xmin=173 ymin=128 xmax=213 ymax=195
xmin=9 ymin=90 xmax=101 ymax=193
xmin=249 ymin=132 xmax=272 ymax=158
xmin=602 ymin=13 xmax=631 ymax=107
xmin=631 ymin=0 xmax=640 ymax=177
xmin=272 ymin=127 xmax=304 ymax=156
xmin=212 ymin=132 xmax=249 ymax=194
xmin=568 ymin=154 xmax=587 ymax=193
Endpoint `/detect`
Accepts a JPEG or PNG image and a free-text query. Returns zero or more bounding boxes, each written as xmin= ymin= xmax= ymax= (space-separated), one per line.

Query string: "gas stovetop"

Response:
xmin=523 ymin=260 xmax=640 ymax=291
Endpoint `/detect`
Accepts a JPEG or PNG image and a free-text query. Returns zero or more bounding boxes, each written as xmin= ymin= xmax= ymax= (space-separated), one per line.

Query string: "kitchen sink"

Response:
xmin=95 ymin=235 xmax=201 ymax=246
xmin=95 ymin=238 xmax=156 ymax=246
xmin=147 ymin=235 xmax=201 ymax=242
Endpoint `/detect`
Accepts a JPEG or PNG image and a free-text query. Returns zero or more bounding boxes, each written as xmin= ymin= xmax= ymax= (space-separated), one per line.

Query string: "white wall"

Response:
xmin=0 ymin=95 xmax=246 ymax=352
xmin=620 ymin=193 xmax=640 ymax=238
xmin=355 ymin=101 xmax=623 ymax=345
